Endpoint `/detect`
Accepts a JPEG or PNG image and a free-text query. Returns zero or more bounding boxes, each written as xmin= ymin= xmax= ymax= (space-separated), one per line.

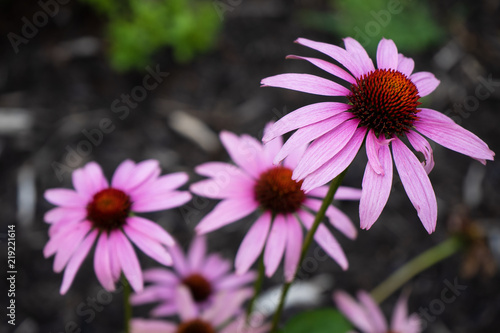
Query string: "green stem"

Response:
xmin=370 ymin=236 xmax=465 ymax=304
xmin=123 ymin=276 xmax=132 ymax=333
xmin=246 ymin=253 xmax=265 ymax=319
xmin=270 ymin=169 xmax=348 ymax=332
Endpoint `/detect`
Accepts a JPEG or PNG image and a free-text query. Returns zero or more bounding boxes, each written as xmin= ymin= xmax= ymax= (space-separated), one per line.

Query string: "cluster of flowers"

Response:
xmin=43 ymin=38 xmax=493 ymax=332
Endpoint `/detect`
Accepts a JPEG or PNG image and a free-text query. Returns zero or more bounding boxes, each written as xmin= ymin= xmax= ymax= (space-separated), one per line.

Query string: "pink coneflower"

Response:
xmin=131 ymin=236 xmax=256 ymax=317
xmin=43 ymin=160 xmax=191 ymax=294
xmin=262 ymin=37 xmax=494 ymax=234
xmin=131 ymin=286 xmax=269 ymax=333
xmin=334 ymin=290 xmax=421 ymax=333
xmin=190 ymin=125 xmax=361 ymax=281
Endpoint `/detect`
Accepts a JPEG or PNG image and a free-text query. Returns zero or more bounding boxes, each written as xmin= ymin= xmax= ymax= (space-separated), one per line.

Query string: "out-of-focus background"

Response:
xmin=1 ymin=0 xmax=499 ymax=332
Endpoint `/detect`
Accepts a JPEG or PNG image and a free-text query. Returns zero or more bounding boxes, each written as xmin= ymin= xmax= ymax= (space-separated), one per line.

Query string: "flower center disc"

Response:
xmin=177 ymin=319 xmax=216 ymax=333
xmin=348 ymin=69 xmax=421 ymax=137
xmin=182 ymin=273 xmax=213 ymax=303
xmin=254 ymin=166 xmax=305 ymax=214
xmin=86 ymin=188 xmax=131 ymax=231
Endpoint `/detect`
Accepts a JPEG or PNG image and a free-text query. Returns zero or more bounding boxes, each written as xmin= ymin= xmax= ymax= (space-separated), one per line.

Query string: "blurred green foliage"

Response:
xmin=81 ymin=0 xmax=221 ymax=71
xmin=299 ymin=0 xmax=444 ymax=55
xmin=280 ymin=308 xmax=352 ymax=333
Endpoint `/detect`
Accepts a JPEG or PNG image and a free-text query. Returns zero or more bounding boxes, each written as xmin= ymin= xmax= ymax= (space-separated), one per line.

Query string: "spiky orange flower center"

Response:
xmin=348 ymin=69 xmax=421 ymax=137
xmin=254 ymin=166 xmax=306 ymax=214
xmin=86 ymin=188 xmax=131 ymax=231
xmin=181 ymin=273 xmax=213 ymax=303
xmin=177 ymin=319 xmax=215 ymax=333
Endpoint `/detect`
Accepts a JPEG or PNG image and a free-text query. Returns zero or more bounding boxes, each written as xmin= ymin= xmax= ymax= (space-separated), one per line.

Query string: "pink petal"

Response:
xmin=202 ymin=254 xmax=231 ymax=280
xmin=44 ymin=207 xmax=86 ymax=224
xmin=376 ymin=38 xmax=398 ymax=70
xmin=44 ymin=220 xmax=88 ymax=257
xmin=343 ymin=37 xmax=375 ymax=76
xmin=264 ymin=215 xmax=287 ymax=277
xmin=176 ymin=285 xmax=198 ymax=321
xmin=397 ymin=54 xmax=415 ymax=77
xmin=112 ymin=159 xmax=160 ymax=192
xmin=333 ymin=291 xmax=373 ymax=333
xmin=365 ymin=129 xmax=384 ymax=175
xmin=111 ymin=160 xmax=135 ymax=188
xmin=407 ymin=131 xmax=434 ymax=173
xmin=169 ymin=244 xmax=189 ymax=276
xmin=44 ymin=188 xmax=88 ymax=207
xmin=410 ymin=72 xmax=440 ymax=97
xmin=415 ymin=119 xmax=494 ymax=164
xmin=261 ymin=73 xmax=351 ymax=96
xmin=203 ymin=289 xmax=253 ymax=326
xmin=126 ymin=216 xmax=175 ymax=246
xmin=112 ymin=231 xmax=144 ymax=292
xmin=284 ymin=216 xmax=302 ymax=282
xmin=124 ymin=226 xmax=173 ymax=266
xmin=190 ymin=173 xmax=255 ymax=200
xmin=390 ymin=291 xmax=410 ymax=331
xmin=150 ymin=303 xmax=178 ymax=318
xmin=53 ymin=222 xmax=92 ymax=272
xmin=293 ymin=118 xmax=360 ymax=180
xmin=263 ymin=122 xmax=284 ymax=163
xmin=274 ymin=112 xmax=354 ymax=164
xmin=94 ymin=233 xmax=115 ymax=291
xmin=263 ymin=102 xmax=351 ymax=143
xmin=195 ymin=198 xmax=258 ymax=234
xmin=301 ymin=127 xmax=366 ymax=192
xmin=417 ymin=108 xmax=455 ymax=124
xmin=132 ymin=191 xmax=192 ymax=213
xmin=130 ymin=172 xmax=189 ymax=198
xmin=303 ymin=199 xmax=357 ymax=239
xmin=194 ymin=161 xmax=243 ymax=178
xmin=286 ymin=55 xmax=356 ymax=84
xmin=220 ymin=131 xmax=266 ymax=178
xmin=359 ymin=141 xmax=393 ymax=230
xmin=307 ymin=186 xmax=362 ymax=201
xmin=48 ymin=218 xmax=81 ymax=237
xmin=187 ymin=236 xmax=207 ymax=270
xmin=216 ymin=271 xmax=256 ymax=290
xmin=60 ymin=230 xmax=98 ymax=294
xmin=357 ymin=290 xmax=388 ymax=332
xmin=295 ymin=38 xmax=364 ymax=78
xmin=283 ymin=143 xmax=308 ymax=170
xmin=392 ymin=139 xmax=437 ymax=233
xmin=130 ymin=318 xmax=177 ymax=333
xmin=143 ymin=268 xmax=179 ymax=285
xmin=73 ymin=162 xmax=108 ymax=199
xmin=109 ymin=241 xmax=121 ymax=282
xmin=235 ymin=212 xmax=272 ymax=275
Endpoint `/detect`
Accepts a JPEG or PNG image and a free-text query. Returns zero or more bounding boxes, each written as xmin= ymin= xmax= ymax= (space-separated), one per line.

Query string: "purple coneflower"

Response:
xmin=131 ymin=236 xmax=256 ymax=317
xmin=190 ymin=125 xmax=361 ymax=281
xmin=262 ymin=37 xmax=494 ymax=233
xmin=43 ymin=160 xmax=191 ymax=294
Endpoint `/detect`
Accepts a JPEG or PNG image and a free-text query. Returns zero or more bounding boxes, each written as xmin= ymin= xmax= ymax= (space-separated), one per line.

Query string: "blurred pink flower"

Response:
xmin=262 ymin=37 xmax=494 ymax=234
xmin=190 ymin=126 xmax=361 ymax=281
xmin=334 ymin=290 xmax=421 ymax=333
xmin=131 ymin=286 xmax=269 ymax=333
xmin=131 ymin=236 xmax=255 ymax=317
xmin=43 ymin=160 xmax=191 ymax=294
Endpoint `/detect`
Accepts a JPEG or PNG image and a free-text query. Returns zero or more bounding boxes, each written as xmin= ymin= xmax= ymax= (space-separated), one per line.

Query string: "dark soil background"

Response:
xmin=1 ymin=0 xmax=500 ymax=332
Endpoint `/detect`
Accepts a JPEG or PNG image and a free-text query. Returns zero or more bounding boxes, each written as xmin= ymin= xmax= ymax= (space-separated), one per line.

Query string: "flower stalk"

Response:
xmin=123 ymin=276 xmax=132 ymax=333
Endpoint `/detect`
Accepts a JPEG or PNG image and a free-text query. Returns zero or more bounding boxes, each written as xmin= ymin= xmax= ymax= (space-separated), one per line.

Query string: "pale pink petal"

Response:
xmin=293 ymin=118 xmax=360 ymax=179
xmin=397 ymin=54 xmax=415 ymax=77
xmin=126 ymin=216 xmax=175 ymax=246
xmin=131 ymin=191 xmax=192 ymax=213
xmin=53 ymin=222 xmax=92 ymax=272
xmin=295 ymin=38 xmax=364 ymax=78
xmin=215 ymin=271 xmax=256 ymax=290
xmin=235 ymin=212 xmax=272 ymax=275
xmin=390 ymin=291 xmax=409 ymax=330
xmin=417 ymin=108 xmax=455 ymax=124
xmin=343 ymin=37 xmax=375 ymax=76
xmin=301 ymin=127 xmax=366 ymax=192
xmin=110 ymin=160 xmax=135 ymax=189
xmin=303 ymin=199 xmax=357 ymax=239
xmin=112 ymin=230 xmax=144 ymax=292
xmin=366 ymin=129 xmax=384 ymax=175
xmin=44 ymin=220 xmax=87 ymax=257
xmin=44 ymin=207 xmax=86 ymax=224
xmin=376 ymin=38 xmax=398 ymax=70
xmin=131 ymin=172 xmax=189 ymax=198
xmin=274 ymin=112 xmax=354 ymax=164
xmin=360 ymin=140 xmax=393 ymax=230
xmin=109 ymin=241 xmax=121 ymax=282
xmin=284 ymin=216 xmax=302 ymax=282
xmin=195 ymin=198 xmax=258 ymax=234
xmin=143 ymin=268 xmax=179 ymax=285
xmin=44 ymin=188 xmax=88 ymax=207
xmin=202 ymin=254 xmax=231 ymax=280
xmin=263 ymin=122 xmax=284 ymax=164
xmin=203 ymin=289 xmax=253 ymax=326
xmin=392 ymin=138 xmax=437 ymax=233
xmin=131 ymin=318 xmax=177 ymax=333
xmin=150 ymin=303 xmax=178 ymax=317
xmin=130 ymin=285 xmax=173 ymax=305
xmin=190 ymin=173 xmax=255 ymax=200
xmin=194 ymin=161 xmax=244 ymax=178
xmin=286 ymin=55 xmax=356 ymax=84
xmin=407 ymin=131 xmax=434 ymax=173
xmin=60 ymin=230 xmax=98 ymax=294
xmin=187 ymin=236 xmax=207 ymax=270
xmin=264 ymin=215 xmax=287 ymax=277
xmin=263 ymin=102 xmax=351 ymax=143
xmin=48 ymin=217 xmax=81 ymax=237
xmin=176 ymin=285 xmax=199 ymax=321
xmin=357 ymin=291 xmax=388 ymax=332
xmin=307 ymin=186 xmax=362 ymax=201
xmin=283 ymin=143 xmax=308 ymax=170
xmin=112 ymin=160 xmax=160 ymax=192
xmin=84 ymin=162 xmax=109 ymax=193
xmin=124 ymin=226 xmax=173 ymax=266
xmin=220 ymin=131 xmax=266 ymax=178
xmin=169 ymin=244 xmax=189 ymax=276
xmin=261 ymin=73 xmax=351 ymax=96
xmin=415 ymin=119 xmax=494 ymax=163
xmin=333 ymin=291 xmax=374 ymax=333
xmin=410 ymin=72 xmax=440 ymax=97
xmin=94 ymin=233 xmax=115 ymax=291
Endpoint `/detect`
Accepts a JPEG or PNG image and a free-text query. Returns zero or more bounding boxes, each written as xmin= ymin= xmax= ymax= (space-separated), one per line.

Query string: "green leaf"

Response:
xmin=280 ymin=308 xmax=353 ymax=333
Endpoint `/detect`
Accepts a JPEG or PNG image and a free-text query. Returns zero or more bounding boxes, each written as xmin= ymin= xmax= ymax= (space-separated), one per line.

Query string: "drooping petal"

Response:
xmin=169 ymin=244 xmax=189 ymax=276
xmin=202 ymin=254 xmax=231 ymax=280
xmin=220 ymin=131 xmax=266 ymax=178
xmin=216 ymin=271 xmax=256 ymax=290
xmin=112 ymin=230 xmax=144 ymax=292
xmin=377 ymin=38 xmax=398 ymax=70
xmin=365 ymin=129 xmax=384 ymax=175
xmin=143 ymin=268 xmax=179 ymax=285
xmin=53 ymin=222 xmax=92 ymax=272
xmin=284 ymin=216 xmax=303 ymax=282
xmin=235 ymin=212 xmax=272 ymax=275
xmin=131 ymin=191 xmax=192 ymax=213
xmin=357 ymin=291 xmax=388 ymax=332
xmin=392 ymin=138 xmax=437 ymax=233
xmin=359 ymin=140 xmax=393 ymax=230
xmin=410 ymin=72 xmax=440 ymax=97
xmin=190 ymin=173 xmax=255 ymax=200
xmin=94 ymin=233 xmax=115 ymax=291
xmin=44 ymin=207 xmax=86 ymax=224
xmin=261 ymin=73 xmax=351 ymax=96
xmin=150 ymin=303 xmax=179 ymax=318
xmin=203 ymin=289 xmax=253 ymax=326
xmin=343 ymin=37 xmax=375 ymax=76
xmin=397 ymin=54 xmax=415 ymax=77
xmin=44 ymin=189 xmax=88 ymax=207
xmin=263 ymin=214 xmax=287 ymax=277
xmin=263 ymin=122 xmax=284 ymax=164
xmin=187 ymin=236 xmax=207 ymax=270
xmin=286 ymin=55 xmax=357 ymax=84
xmin=333 ymin=291 xmax=374 ymax=333
xmin=417 ymin=108 xmax=456 ymax=124
xmin=126 ymin=216 xmax=175 ymax=246
xmin=303 ymin=199 xmax=357 ymax=240
xmin=176 ymin=285 xmax=199 ymax=321
xmin=407 ymin=131 xmax=434 ymax=174
xmin=124 ymin=226 xmax=173 ymax=266
xmin=130 ymin=318 xmax=177 ymax=333
xmin=263 ymin=102 xmax=351 ymax=143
